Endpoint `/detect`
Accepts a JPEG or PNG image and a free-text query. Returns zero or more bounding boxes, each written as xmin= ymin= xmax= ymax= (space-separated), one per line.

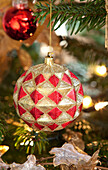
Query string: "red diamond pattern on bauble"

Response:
xmin=62 ymin=73 xmax=72 ymax=85
xmin=23 ymin=120 xmax=33 ymax=127
xmin=48 ymin=107 xmax=62 ymax=120
xmin=49 ymin=75 xmax=59 ymax=87
xmin=48 ymin=91 xmax=63 ymax=104
xmin=30 ymin=107 xmax=44 ymax=120
xmin=13 ymin=60 xmax=84 ymax=132
xmin=18 ymin=86 xmax=27 ymax=100
xmin=20 ymin=71 xmax=27 ymax=77
xmin=78 ymin=84 xmax=84 ymax=96
xmin=14 ymin=84 xmax=17 ymax=93
xmin=62 ymin=120 xmax=73 ymax=128
xmin=48 ymin=123 xmax=58 ymax=130
xmin=66 ymin=106 xmax=77 ymax=118
xmin=23 ymin=72 xmax=32 ymax=82
xmin=35 ymin=74 xmax=45 ymax=85
xmin=18 ymin=105 xmax=26 ymax=116
xmin=30 ymin=90 xmax=44 ymax=104
xmin=34 ymin=123 xmax=44 ymax=130
xmin=69 ymin=70 xmax=78 ymax=79
xmin=67 ymin=89 xmax=76 ymax=101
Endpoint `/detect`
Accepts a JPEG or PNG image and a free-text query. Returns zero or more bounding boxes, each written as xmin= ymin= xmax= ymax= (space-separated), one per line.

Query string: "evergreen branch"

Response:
xmin=34 ymin=0 xmax=106 ymax=34
xmin=14 ymin=127 xmax=48 ymax=154
xmin=66 ymin=37 xmax=108 ymax=62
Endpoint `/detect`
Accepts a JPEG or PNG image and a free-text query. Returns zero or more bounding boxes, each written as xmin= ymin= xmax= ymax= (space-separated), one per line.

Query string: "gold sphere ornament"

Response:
xmin=13 ymin=55 xmax=84 ymax=131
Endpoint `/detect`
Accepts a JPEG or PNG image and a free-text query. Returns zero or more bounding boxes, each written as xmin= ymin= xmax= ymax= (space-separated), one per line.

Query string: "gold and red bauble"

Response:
xmin=13 ymin=55 xmax=84 ymax=131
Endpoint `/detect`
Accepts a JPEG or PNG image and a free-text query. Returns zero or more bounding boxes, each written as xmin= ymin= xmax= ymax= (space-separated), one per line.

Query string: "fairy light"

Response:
xmin=0 ymin=145 xmax=9 ymax=156
xmin=83 ymin=96 xmax=93 ymax=109
xmin=95 ymin=65 xmax=107 ymax=77
xmin=95 ymin=102 xmax=108 ymax=111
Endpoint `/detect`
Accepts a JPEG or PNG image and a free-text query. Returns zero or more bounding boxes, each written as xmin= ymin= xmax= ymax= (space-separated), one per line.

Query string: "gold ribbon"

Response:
xmin=47 ymin=2 xmax=53 ymax=58
xmin=49 ymin=2 xmax=52 ymax=47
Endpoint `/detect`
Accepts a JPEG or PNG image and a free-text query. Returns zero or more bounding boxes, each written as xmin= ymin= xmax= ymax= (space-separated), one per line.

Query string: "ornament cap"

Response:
xmin=12 ymin=0 xmax=28 ymax=9
xmin=45 ymin=53 xmax=54 ymax=66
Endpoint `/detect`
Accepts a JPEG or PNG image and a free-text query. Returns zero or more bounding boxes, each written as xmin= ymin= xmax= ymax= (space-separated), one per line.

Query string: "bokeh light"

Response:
xmin=95 ymin=65 xmax=107 ymax=77
xmin=83 ymin=96 xmax=93 ymax=109
xmin=95 ymin=102 xmax=108 ymax=111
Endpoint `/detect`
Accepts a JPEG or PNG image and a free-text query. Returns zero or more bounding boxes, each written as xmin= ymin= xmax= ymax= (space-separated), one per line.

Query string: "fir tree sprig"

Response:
xmin=34 ymin=0 xmax=106 ymax=34
xmin=14 ymin=126 xmax=48 ymax=154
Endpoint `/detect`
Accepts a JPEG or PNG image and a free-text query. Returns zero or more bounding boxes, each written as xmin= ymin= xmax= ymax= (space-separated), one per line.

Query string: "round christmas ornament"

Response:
xmin=13 ymin=55 xmax=84 ymax=131
xmin=2 ymin=0 xmax=37 ymax=40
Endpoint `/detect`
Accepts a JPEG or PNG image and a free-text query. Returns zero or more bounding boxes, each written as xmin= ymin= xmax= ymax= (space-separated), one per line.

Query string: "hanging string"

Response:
xmin=48 ymin=1 xmax=53 ymax=58
xmin=47 ymin=1 xmax=53 ymax=58
xmin=49 ymin=2 xmax=52 ymax=47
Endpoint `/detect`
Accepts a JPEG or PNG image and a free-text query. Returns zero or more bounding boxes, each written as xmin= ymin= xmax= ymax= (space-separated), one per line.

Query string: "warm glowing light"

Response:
xmin=95 ymin=102 xmax=108 ymax=111
xmin=95 ymin=65 xmax=107 ymax=77
xmin=0 ymin=145 xmax=9 ymax=156
xmin=30 ymin=33 xmax=33 ymax=36
xmin=83 ymin=96 xmax=93 ymax=109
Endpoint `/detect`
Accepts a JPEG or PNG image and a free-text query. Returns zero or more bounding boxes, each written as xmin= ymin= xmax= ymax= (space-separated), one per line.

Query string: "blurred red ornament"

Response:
xmin=2 ymin=0 xmax=37 ymax=40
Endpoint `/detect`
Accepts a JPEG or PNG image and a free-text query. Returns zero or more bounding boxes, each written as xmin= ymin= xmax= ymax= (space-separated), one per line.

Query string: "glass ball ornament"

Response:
xmin=13 ymin=56 xmax=84 ymax=131
xmin=2 ymin=0 xmax=37 ymax=40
